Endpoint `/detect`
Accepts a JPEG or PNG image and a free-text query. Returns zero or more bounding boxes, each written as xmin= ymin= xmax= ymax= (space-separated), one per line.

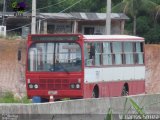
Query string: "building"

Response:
xmin=0 ymin=12 xmax=129 ymax=36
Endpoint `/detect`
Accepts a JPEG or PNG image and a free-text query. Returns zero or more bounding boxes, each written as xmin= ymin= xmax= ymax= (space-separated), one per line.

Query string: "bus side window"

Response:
xmin=123 ymin=42 xmax=134 ymax=64
xmin=90 ymin=44 xmax=95 ymax=59
xmin=95 ymin=43 xmax=101 ymax=66
xmin=134 ymin=42 xmax=144 ymax=64
xmin=103 ymin=42 xmax=112 ymax=65
xmin=84 ymin=43 xmax=95 ymax=66
xmin=112 ymin=42 xmax=122 ymax=65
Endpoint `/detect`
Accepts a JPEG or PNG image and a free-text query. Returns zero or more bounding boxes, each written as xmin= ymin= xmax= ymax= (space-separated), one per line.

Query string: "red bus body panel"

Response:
xmin=84 ymin=80 xmax=145 ymax=98
xmin=26 ymin=72 xmax=84 ymax=99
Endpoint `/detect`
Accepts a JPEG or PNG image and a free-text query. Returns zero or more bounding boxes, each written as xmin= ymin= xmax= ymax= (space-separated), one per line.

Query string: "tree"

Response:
xmin=144 ymin=25 xmax=160 ymax=43
xmin=136 ymin=16 xmax=150 ymax=36
xmin=112 ymin=0 xmax=160 ymax=35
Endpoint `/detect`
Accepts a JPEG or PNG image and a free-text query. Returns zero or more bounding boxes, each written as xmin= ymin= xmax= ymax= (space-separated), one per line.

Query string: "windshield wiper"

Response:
xmin=56 ymin=62 xmax=69 ymax=74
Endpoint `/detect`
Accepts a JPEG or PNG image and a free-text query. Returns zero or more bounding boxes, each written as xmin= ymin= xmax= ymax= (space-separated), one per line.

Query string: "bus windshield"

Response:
xmin=28 ymin=42 xmax=82 ymax=72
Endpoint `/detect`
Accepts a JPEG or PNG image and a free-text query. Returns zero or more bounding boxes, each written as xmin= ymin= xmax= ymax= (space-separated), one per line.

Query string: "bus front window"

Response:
xmin=28 ymin=42 xmax=82 ymax=72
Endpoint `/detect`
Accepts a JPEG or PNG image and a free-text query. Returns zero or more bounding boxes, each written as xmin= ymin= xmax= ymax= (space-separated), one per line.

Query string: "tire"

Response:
xmin=92 ymin=86 xmax=99 ymax=98
xmin=121 ymin=86 xmax=129 ymax=96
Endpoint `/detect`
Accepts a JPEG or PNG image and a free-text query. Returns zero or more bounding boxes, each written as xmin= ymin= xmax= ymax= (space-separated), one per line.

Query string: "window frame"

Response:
xmin=84 ymin=41 xmax=145 ymax=67
xmin=28 ymin=42 xmax=82 ymax=72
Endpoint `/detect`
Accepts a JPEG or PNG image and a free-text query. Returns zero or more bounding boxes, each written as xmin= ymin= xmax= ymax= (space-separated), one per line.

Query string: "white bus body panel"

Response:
xmin=84 ymin=66 xmax=145 ymax=83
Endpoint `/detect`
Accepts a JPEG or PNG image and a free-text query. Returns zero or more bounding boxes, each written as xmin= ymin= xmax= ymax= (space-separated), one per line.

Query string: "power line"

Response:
xmin=0 ymin=0 xmax=67 ymax=21
xmin=59 ymin=0 xmax=82 ymax=13
xmin=7 ymin=23 xmax=30 ymax=32
xmin=33 ymin=0 xmax=67 ymax=12
xmin=7 ymin=0 xmax=82 ymax=32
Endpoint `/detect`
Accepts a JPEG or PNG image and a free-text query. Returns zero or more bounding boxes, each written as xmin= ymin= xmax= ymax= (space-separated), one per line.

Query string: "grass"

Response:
xmin=0 ymin=92 xmax=31 ymax=103
xmin=0 ymin=33 xmax=22 ymax=41
xmin=105 ymin=97 xmax=146 ymax=120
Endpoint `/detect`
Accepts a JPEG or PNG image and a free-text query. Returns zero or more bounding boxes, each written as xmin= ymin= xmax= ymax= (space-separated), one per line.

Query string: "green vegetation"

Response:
xmin=112 ymin=0 xmax=160 ymax=43
xmin=106 ymin=108 xmax=113 ymax=120
xmin=25 ymin=0 xmax=160 ymax=43
xmin=0 ymin=92 xmax=31 ymax=103
xmin=0 ymin=0 xmax=160 ymax=43
xmin=112 ymin=0 xmax=159 ymax=35
xmin=105 ymin=98 xmax=145 ymax=120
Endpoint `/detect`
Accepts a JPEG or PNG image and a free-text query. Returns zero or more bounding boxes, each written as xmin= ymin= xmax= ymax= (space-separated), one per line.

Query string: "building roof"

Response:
xmin=37 ymin=13 xmax=74 ymax=19
xmin=39 ymin=12 xmax=129 ymax=20
xmin=70 ymin=13 xmax=129 ymax=20
xmin=0 ymin=12 xmax=129 ymax=21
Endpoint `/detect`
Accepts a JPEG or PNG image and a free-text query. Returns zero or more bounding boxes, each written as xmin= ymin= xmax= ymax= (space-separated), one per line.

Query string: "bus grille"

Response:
xmin=38 ymin=79 xmax=69 ymax=90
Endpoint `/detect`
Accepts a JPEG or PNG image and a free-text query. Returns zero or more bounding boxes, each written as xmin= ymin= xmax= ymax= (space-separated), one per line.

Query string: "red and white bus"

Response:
xmin=24 ymin=34 xmax=145 ymax=102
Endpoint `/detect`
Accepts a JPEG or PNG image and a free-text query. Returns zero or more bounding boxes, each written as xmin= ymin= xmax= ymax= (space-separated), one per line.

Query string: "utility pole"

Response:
xmin=2 ymin=0 xmax=6 ymax=25
xmin=106 ymin=0 xmax=111 ymax=35
xmin=31 ymin=0 xmax=36 ymax=34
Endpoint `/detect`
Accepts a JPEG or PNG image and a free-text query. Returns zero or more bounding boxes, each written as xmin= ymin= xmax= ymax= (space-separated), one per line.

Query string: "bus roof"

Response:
xmin=83 ymin=35 xmax=144 ymax=42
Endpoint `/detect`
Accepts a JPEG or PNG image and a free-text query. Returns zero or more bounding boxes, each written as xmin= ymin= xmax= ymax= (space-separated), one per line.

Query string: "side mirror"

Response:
xmin=18 ymin=49 xmax=21 ymax=61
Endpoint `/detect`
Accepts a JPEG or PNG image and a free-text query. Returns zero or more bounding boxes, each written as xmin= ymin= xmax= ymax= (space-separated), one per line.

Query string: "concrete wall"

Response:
xmin=0 ymin=94 xmax=160 ymax=120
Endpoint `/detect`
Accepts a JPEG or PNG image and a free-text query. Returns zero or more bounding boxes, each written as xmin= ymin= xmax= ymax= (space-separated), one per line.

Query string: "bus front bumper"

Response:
xmin=27 ymin=90 xmax=83 ymax=99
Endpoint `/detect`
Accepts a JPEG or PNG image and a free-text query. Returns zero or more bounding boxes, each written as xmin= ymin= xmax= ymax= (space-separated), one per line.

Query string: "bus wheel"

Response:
xmin=92 ymin=85 xmax=99 ymax=98
xmin=121 ymin=83 xmax=129 ymax=96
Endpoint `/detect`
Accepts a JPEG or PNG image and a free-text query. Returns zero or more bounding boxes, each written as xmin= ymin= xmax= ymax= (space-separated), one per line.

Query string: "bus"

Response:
xmin=22 ymin=34 xmax=145 ymax=102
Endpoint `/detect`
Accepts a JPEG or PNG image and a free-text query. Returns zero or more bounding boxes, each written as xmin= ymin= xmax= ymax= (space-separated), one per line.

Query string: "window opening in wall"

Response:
xmin=84 ymin=27 xmax=94 ymax=35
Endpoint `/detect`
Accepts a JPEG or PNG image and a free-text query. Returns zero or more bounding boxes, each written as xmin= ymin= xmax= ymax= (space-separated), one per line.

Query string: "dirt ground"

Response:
xmin=0 ymin=38 xmax=26 ymax=97
xmin=145 ymin=44 xmax=160 ymax=94
xmin=0 ymin=39 xmax=159 ymax=96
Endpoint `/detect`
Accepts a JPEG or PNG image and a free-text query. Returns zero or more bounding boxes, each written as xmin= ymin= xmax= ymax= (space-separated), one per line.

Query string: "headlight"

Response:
xmin=34 ymin=84 xmax=39 ymax=89
xmin=28 ymin=84 xmax=33 ymax=89
xmin=76 ymin=84 xmax=80 ymax=89
xmin=70 ymin=83 xmax=80 ymax=89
